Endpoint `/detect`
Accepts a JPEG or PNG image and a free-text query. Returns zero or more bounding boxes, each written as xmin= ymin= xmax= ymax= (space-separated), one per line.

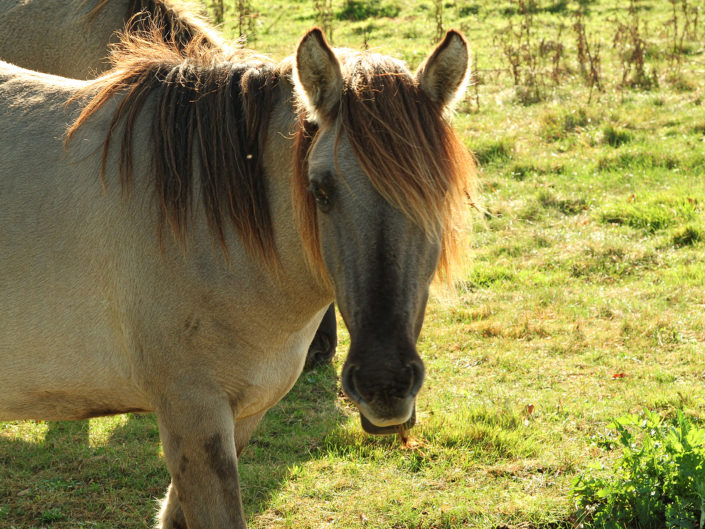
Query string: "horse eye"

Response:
xmin=309 ymin=181 xmax=332 ymax=212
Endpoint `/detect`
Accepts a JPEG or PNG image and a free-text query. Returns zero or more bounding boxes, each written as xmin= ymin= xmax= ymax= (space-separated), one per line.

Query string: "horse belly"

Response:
xmin=0 ymin=215 xmax=150 ymax=420
xmin=0 ymin=281 xmax=150 ymax=421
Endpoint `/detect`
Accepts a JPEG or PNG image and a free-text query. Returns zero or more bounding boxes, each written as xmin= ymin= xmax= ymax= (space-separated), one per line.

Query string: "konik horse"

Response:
xmin=0 ymin=26 xmax=473 ymax=528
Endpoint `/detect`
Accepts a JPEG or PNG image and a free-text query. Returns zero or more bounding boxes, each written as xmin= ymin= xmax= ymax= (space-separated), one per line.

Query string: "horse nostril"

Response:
xmin=342 ymin=364 xmax=364 ymax=404
xmin=407 ymin=360 xmax=425 ymax=398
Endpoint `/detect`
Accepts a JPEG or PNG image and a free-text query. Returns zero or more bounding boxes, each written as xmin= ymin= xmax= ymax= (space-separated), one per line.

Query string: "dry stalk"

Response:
xmin=573 ymin=7 xmax=602 ymax=99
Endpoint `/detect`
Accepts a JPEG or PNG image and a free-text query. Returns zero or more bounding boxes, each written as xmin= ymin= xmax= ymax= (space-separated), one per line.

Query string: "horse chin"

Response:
xmin=358 ymin=402 xmax=416 ymax=435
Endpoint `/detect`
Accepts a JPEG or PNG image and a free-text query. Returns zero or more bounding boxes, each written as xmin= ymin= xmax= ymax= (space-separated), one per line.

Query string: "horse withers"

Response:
xmin=0 ymin=27 xmax=473 ymax=528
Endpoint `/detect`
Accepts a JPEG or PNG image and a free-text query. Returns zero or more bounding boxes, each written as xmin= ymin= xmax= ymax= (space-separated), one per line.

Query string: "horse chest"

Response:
xmin=168 ymin=305 xmax=323 ymax=421
xmin=226 ymin=322 xmax=320 ymax=420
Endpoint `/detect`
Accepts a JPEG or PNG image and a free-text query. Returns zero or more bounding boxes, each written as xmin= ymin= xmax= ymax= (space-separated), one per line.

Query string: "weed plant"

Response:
xmin=573 ymin=7 xmax=602 ymax=96
xmin=336 ymin=0 xmax=399 ymax=21
xmin=314 ymin=0 xmax=333 ymax=40
xmin=611 ymin=0 xmax=657 ymax=90
xmin=494 ymin=0 xmax=546 ymax=104
xmin=572 ymin=410 xmax=705 ymax=529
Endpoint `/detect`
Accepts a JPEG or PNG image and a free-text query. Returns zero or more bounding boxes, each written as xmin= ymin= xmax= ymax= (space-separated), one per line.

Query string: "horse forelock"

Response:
xmin=66 ymin=30 xmax=282 ymax=268
xmin=293 ymin=51 xmax=476 ymax=280
xmin=292 ymin=118 xmax=324 ymax=279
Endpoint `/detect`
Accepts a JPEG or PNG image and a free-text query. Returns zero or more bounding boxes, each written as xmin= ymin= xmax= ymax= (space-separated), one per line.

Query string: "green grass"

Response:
xmin=2 ymin=0 xmax=705 ymax=527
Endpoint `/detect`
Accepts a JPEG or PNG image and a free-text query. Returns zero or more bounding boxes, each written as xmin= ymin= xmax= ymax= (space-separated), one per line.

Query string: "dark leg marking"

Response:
xmin=203 ymin=433 xmax=244 ymax=522
xmin=178 ymin=455 xmax=189 ymax=478
xmin=204 ymin=434 xmax=237 ymax=483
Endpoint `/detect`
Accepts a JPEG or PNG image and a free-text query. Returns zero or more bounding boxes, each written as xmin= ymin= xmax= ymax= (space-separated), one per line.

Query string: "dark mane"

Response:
xmin=90 ymin=0 xmax=222 ymax=50
xmin=65 ymin=27 xmax=473 ymax=276
xmin=66 ymin=30 xmax=281 ymax=267
xmin=294 ymin=51 xmax=476 ymax=279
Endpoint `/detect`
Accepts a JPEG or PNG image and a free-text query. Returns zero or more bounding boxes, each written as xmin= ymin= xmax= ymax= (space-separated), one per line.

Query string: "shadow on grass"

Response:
xmin=0 ymin=363 xmax=344 ymax=528
xmin=0 ymin=413 xmax=166 ymax=528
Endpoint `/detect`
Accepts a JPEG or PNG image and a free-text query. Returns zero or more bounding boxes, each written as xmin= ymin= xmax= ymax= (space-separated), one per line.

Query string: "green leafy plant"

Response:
xmin=572 ymin=410 xmax=705 ymax=529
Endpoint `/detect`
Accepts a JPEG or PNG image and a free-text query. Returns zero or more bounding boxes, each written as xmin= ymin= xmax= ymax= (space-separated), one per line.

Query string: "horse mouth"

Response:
xmin=359 ymin=403 xmax=416 ymax=435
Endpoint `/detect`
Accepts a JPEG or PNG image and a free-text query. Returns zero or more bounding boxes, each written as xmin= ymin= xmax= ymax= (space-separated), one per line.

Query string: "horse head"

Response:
xmin=293 ymin=29 xmax=472 ymax=433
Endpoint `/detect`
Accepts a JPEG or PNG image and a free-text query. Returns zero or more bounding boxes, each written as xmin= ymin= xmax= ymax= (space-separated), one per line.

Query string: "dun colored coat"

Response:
xmin=0 ymin=0 xmax=223 ymax=78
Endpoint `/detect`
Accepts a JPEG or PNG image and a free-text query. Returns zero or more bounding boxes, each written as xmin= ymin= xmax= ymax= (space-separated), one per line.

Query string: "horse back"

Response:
xmin=0 ymin=0 xmax=129 ymax=78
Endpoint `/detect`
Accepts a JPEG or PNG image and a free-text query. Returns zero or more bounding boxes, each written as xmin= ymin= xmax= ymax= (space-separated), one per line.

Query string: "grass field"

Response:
xmin=1 ymin=0 xmax=705 ymax=527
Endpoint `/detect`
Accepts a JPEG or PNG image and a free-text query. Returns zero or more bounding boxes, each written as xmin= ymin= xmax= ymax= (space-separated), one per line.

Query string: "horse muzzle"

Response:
xmin=359 ymin=402 xmax=416 ymax=435
xmin=342 ymin=360 xmax=423 ymax=435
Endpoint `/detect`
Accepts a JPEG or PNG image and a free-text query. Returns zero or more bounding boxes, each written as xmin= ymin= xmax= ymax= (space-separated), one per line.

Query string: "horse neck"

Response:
xmin=68 ymin=62 xmax=332 ymax=337
xmin=157 ymin=73 xmax=332 ymax=333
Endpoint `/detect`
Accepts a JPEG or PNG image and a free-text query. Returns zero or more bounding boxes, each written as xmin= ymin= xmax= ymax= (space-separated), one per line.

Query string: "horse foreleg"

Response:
xmin=155 ymin=395 xmax=247 ymax=529
xmin=305 ymin=303 xmax=337 ymax=369
xmin=157 ymin=410 xmax=265 ymax=528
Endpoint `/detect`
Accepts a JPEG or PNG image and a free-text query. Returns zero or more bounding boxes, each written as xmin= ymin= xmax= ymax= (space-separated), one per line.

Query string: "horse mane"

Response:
xmin=89 ymin=0 xmax=223 ymax=49
xmin=293 ymin=51 xmax=476 ymax=279
xmin=66 ymin=29 xmax=281 ymax=267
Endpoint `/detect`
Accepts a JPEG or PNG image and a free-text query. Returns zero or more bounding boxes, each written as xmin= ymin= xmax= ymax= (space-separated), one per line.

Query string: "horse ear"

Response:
xmin=294 ymin=28 xmax=343 ymax=124
xmin=416 ymin=30 xmax=470 ymax=110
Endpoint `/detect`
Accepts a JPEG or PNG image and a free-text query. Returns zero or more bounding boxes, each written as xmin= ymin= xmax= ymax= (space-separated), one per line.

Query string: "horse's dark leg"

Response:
xmin=156 ymin=394 xmax=246 ymax=529
xmin=305 ymin=303 xmax=337 ymax=369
